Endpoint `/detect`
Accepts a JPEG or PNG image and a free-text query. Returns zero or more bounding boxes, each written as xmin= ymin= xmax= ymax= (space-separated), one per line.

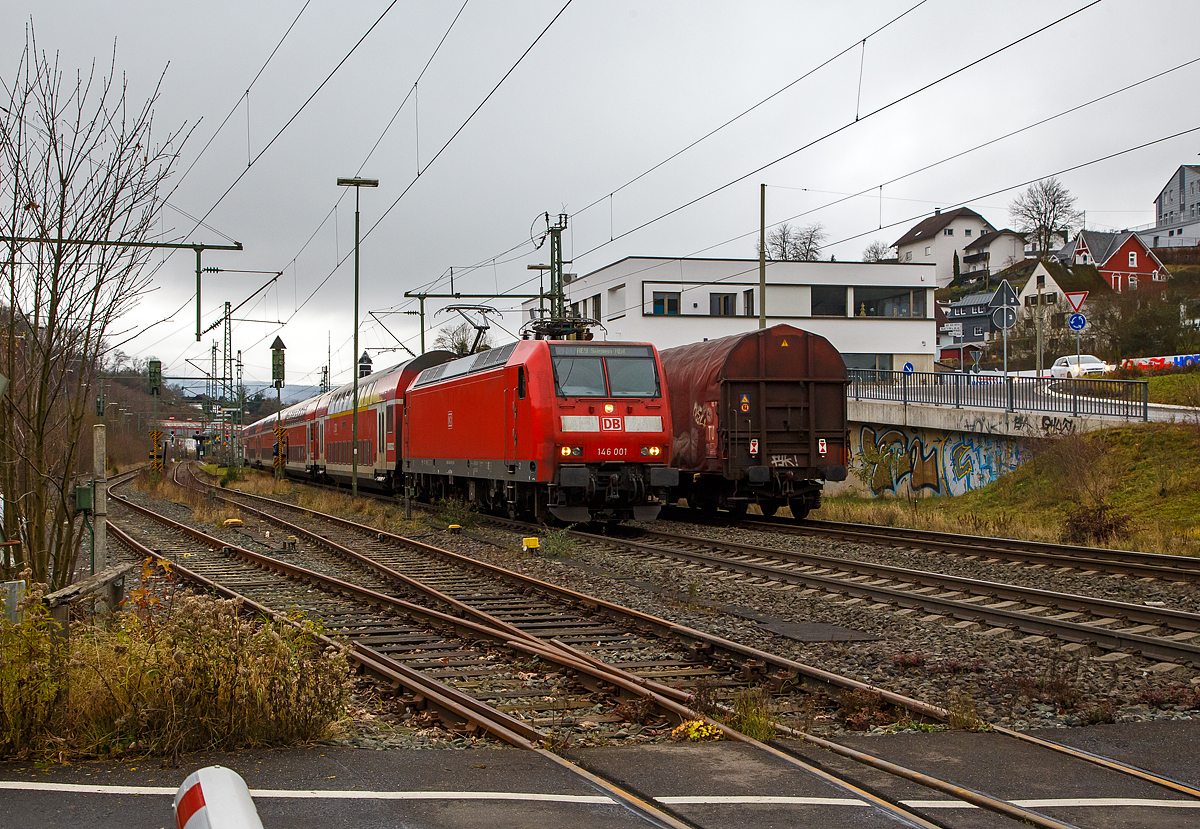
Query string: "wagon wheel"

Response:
xmin=758 ymin=501 xmax=780 ymax=518
xmin=788 ymin=498 xmax=810 ymax=521
xmin=725 ymin=501 xmax=748 ymax=519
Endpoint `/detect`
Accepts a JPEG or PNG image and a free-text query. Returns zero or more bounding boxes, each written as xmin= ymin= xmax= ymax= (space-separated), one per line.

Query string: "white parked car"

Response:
xmin=1050 ymin=354 xmax=1112 ymax=379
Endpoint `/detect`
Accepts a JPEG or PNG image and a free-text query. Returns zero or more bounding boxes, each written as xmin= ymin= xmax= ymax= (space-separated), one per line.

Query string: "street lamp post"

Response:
xmin=337 ymin=177 xmax=378 ymax=498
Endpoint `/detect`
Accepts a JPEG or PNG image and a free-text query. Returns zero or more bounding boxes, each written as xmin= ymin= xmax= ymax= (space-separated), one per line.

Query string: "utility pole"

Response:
xmin=759 ymin=183 xmax=767 ymax=329
xmin=1035 ymin=278 xmax=1044 ymax=377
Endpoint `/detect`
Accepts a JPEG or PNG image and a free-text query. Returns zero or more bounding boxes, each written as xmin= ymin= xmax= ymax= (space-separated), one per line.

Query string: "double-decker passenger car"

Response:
xmin=658 ymin=324 xmax=848 ymax=519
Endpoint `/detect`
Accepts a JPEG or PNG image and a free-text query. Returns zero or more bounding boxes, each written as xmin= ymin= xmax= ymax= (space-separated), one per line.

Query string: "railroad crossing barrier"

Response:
xmin=174 ymin=766 xmax=263 ymax=829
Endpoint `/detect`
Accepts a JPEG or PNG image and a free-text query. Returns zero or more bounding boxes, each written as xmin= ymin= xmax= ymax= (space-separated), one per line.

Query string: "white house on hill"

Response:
xmin=892 ymin=207 xmax=996 ymax=288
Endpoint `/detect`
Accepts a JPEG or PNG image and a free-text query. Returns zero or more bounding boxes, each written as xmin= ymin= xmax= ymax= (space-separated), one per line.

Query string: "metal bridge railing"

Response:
xmin=848 ymin=369 xmax=1149 ymax=421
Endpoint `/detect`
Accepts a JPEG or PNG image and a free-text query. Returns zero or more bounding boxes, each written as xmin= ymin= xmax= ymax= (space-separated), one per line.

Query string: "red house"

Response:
xmin=1057 ymin=230 xmax=1168 ymax=294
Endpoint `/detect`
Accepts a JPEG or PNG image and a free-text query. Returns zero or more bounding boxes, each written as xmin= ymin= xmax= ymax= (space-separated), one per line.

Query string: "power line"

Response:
xmin=247 ymin=0 xmax=576 ymax=375
xmin=165 ymin=0 xmax=313 ymax=201
xmin=571 ymin=0 xmax=1105 ymax=263
xmin=571 ymin=0 xmax=930 ymax=220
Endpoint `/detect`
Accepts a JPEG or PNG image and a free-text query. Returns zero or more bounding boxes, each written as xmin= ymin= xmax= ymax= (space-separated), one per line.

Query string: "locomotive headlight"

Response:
xmin=604 ymin=403 xmax=614 ymax=413
xmin=560 ymin=446 xmax=572 ymax=456
xmin=560 ymin=446 xmax=583 ymax=457
xmin=641 ymin=446 xmax=661 ymax=456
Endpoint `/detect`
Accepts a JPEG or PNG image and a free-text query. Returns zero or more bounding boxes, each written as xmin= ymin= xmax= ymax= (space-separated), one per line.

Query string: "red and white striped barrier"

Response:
xmin=174 ymin=766 xmax=264 ymax=829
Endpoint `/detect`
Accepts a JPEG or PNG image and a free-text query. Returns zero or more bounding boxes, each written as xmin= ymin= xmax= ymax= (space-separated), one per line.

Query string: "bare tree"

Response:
xmin=1 ymin=30 xmax=184 ymax=587
xmin=862 ymin=240 xmax=894 ymax=263
xmin=1009 ymin=178 xmax=1082 ymax=256
xmin=433 ymin=322 xmax=493 ymax=356
xmin=756 ymin=221 xmax=827 ymax=261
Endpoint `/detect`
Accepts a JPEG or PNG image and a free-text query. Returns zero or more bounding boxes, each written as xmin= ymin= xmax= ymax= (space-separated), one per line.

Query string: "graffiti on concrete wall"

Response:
xmin=854 ymin=424 xmax=1029 ymax=497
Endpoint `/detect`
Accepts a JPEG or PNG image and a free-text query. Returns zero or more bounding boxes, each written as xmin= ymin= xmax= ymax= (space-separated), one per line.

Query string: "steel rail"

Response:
xmin=120 ymin=477 xmax=947 ymax=829
xmin=728 ymin=512 xmax=1200 ymax=581
xmin=556 ymin=639 xmax=1081 ymax=829
xmin=635 ymin=526 xmax=1200 ymax=631
xmin=183 ymin=470 xmax=1200 ymax=813
xmin=195 ymin=472 xmax=949 ymax=721
xmin=110 ymin=490 xmax=701 ymax=716
xmin=106 ymin=521 xmax=695 ymax=829
xmin=582 ymin=530 xmax=1200 ymax=664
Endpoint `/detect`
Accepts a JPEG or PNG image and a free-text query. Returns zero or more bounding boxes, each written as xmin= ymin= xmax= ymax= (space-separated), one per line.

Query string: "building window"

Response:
xmin=964 ymin=229 xmax=972 ymax=237
xmin=1129 ymin=275 xmax=1138 ymax=290
xmin=842 ymin=353 xmax=893 ymax=372
xmin=590 ymin=294 xmax=601 ymax=321
xmin=905 ymin=251 xmax=912 ymax=262
xmin=652 ymin=292 xmax=680 ymax=315
xmin=853 ymin=286 xmax=926 ymax=318
xmin=944 ymin=228 xmax=953 ymax=236
xmin=709 ymin=293 xmax=736 ymax=316
xmin=811 ymin=285 xmax=847 ymax=317
xmin=743 ymin=288 xmax=755 ymax=317
xmin=974 ymin=326 xmax=984 ymax=337
xmin=924 ymin=246 xmax=931 ymax=256
xmin=1129 ymin=251 xmax=1137 ymax=268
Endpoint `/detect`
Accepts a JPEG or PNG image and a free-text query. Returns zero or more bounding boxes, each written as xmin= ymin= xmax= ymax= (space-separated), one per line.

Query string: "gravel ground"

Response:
xmin=452 ymin=516 xmax=1200 ymax=735
xmin=116 ymin=481 xmax=1200 ymax=747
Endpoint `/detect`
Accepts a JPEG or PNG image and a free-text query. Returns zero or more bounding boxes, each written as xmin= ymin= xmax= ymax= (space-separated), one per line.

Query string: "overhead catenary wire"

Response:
xmin=570 ymin=0 xmax=1106 ymax=264
xmin=246 ymin=0 xmax=576 ymax=378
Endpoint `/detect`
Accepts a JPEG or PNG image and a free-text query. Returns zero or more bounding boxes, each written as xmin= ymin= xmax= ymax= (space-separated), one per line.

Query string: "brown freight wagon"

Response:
xmin=658 ymin=324 xmax=848 ymax=519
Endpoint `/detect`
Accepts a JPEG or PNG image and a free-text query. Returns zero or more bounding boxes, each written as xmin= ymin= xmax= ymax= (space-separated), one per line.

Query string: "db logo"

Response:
xmin=600 ymin=416 xmax=623 ymax=431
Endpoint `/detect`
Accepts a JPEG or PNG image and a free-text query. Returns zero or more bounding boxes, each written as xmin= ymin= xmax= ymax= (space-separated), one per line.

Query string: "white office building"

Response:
xmin=523 ymin=256 xmax=938 ymax=372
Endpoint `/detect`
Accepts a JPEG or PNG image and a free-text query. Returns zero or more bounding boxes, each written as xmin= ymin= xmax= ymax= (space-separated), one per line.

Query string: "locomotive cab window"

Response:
xmin=550 ymin=344 xmax=660 ymax=398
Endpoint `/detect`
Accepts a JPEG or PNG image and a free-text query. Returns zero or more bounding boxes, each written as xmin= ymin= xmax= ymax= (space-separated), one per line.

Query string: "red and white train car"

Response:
xmin=244 ymin=340 xmax=678 ymax=523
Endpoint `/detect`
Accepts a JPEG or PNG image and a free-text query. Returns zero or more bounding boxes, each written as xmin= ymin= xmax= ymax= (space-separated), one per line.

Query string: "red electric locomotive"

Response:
xmin=403 ymin=339 xmax=678 ymax=522
xmin=658 ymin=324 xmax=848 ymax=519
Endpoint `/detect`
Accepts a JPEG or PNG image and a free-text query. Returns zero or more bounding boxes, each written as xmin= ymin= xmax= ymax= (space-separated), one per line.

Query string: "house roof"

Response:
xmin=1056 ymin=230 xmax=1166 ymax=273
xmin=1038 ymin=261 xmax=1111 ymax=295
xmin=963 ymin=228 xmax=1023 ymax=252
xmin=951 ymin=290 xmax=996 ymax=309
xmin=893 ymin=207 xmax=990 ymax=248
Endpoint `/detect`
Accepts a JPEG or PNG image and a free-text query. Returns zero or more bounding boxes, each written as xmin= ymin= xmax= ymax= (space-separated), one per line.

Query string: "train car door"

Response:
xmin=377 ymin=408 xmax=385 ymax=470
xmin=503 ymin=365 xmax=528 ymax=470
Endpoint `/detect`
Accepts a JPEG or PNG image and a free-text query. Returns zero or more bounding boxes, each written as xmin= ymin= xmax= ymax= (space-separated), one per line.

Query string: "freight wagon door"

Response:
xmin=720 ymin=331 xmax=813 ymax=475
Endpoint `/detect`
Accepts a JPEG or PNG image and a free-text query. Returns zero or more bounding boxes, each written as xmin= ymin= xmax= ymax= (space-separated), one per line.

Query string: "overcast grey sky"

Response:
xmin=6 ymin=0 xmax=1199 ymax=395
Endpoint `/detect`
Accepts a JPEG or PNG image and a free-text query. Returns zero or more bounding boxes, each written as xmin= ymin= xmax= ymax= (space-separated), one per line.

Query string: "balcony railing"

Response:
xmin=848 ymin=369 xmax=1149 ymax=420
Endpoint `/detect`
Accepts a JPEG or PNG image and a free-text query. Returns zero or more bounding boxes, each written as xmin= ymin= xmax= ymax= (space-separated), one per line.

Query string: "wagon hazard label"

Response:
xmin=749 ymin=438 xmax=759 ymax=454
xmin=780 ymin=339 xmax=789 ymax=346
xmin=600 ymin=416 xmax=623 ymax=431
xmin=819 ymin=438 xmax=828 ymax=455
xmin=739 ymin=394 xmax=750 ymax=413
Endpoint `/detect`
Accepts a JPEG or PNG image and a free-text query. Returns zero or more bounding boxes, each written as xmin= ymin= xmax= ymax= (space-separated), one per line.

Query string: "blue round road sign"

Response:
xmin=1068 ymin=313 xmax=1086 ymax=331
xmin=903 ymin=362 xmax=914 ymax=373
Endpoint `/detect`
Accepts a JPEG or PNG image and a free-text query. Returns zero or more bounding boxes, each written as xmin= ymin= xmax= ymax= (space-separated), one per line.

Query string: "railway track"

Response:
xmin=106 ymin=465 xmax=1200 ymax=826
xmin=108 ymin=468 xmax=1087 ymax=829
xmin=664 ymin=506 xmax=1200 ymax=583
xmin=579 ymin=524 xmax=1200 ymax=666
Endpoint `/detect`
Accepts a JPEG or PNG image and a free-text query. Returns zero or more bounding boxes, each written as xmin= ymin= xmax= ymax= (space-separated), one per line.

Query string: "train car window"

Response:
xmin=517 ymin=366 xmax=526 ymax=399
xmin=549 ymin=344 xmax=659 ymax=398
xmin=552 ymin=354 xmax=607 ymax=397
xmin=606 ymin=356 xmax=660 ymax=397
